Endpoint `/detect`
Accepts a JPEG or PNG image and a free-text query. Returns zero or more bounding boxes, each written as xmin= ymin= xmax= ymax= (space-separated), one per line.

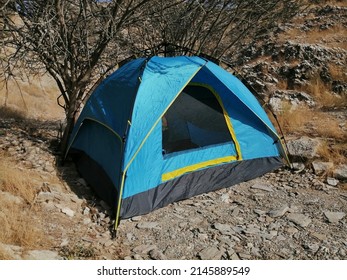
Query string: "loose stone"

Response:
xmin=287 ymin=213 xmax=312 ymax=227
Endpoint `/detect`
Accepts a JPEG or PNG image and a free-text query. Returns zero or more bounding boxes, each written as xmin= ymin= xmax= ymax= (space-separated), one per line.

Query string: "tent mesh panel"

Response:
xmin=162 ymin=85 xmax=232 ymax=154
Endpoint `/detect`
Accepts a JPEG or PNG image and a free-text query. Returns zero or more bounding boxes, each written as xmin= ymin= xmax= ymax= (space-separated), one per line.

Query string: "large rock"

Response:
xmin=132 ymin=245 xmax=157 ymax=255
xmin=287 ymin=137 xmax=321 ymax=159
xmin=334 ymin=165 xmax=347 ymax=181
xmin=287 ymin=213 xmax=312 ymax=227
xmin=269 ymin=90 xmax=315 ymax=112
xmin=251 ymin=183 xmax=274 ymax=192
xmin=291 ymin=162 xmax=306 ymax=173
xmin=23 ymin=250 xmax=62 ymax=260
xmin=61 ymin=207 xmax=75 ymax=217
xmin=312 ymin=162 xmax=334 ymax=175
xmin=324 ymin=211 xmax=346 ymax=224
xmin=136 ymin=222 xmax=161 ymax=230
xmin=198 ymin=247 xmax=224 ymax=260
xmin=268 ymin=205 xmax=290 ymax=218
xmin=213 ymin=223 xmax=234 ymax=235
xmin=326 ymin=177 xmax=339 ymax=186
xmin=149 ymin=249 xmax=167 ymax=260
xmin=0 ymin=242 xmax=22 ymax=259
xmin=0 ymin=191 xmax=24 ymax=204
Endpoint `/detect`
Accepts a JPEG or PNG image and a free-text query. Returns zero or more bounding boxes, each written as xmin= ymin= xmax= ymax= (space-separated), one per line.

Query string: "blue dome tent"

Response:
xmin=66 ymin=56 xmax=288 ymax=226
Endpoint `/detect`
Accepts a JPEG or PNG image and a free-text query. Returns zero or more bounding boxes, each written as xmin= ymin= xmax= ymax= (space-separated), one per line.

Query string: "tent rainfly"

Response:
xmin=66 ymin=56 xmax=288 ymax=226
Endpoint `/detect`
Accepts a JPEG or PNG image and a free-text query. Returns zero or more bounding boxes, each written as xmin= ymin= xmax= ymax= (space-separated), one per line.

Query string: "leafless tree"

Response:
xmin=127 ymin=0 xmax=308 ymax=61
xmin=0 ymin=0 xmax=308 ymax=153
xmin=0 ymin=0 xmax=170 ymax=153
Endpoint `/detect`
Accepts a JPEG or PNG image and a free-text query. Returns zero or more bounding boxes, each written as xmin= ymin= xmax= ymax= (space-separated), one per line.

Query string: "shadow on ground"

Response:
xmin=0 ymin=105 xmax=114 ymax=225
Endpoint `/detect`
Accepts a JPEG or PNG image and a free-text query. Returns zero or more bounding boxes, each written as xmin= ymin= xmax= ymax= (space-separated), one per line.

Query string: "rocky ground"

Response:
xmin=0 ymin=115 xmax=346 ymax=260
xmin=0 ymin=1 xmax=346 ymax=260
xmin=236 ymin=4 xmax=347 ymax=97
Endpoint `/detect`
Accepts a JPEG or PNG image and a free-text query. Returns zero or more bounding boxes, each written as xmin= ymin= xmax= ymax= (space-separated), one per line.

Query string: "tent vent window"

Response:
xmin=162 ymin=85 xmax=232 ymax=154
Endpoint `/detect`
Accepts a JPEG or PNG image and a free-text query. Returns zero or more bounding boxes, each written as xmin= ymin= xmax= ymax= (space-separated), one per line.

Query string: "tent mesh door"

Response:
xmin=162 ymin=84 xmax=233 ymax=154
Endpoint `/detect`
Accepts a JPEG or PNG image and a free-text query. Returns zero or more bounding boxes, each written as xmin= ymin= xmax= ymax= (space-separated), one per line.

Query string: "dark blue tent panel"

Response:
xmin=66 ymin=56 xmax=287 ymax=223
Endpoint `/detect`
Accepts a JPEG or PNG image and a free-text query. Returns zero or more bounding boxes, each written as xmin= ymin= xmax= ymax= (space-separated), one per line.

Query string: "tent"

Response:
xmin=66 ymin=56 xmax=288 ymax=225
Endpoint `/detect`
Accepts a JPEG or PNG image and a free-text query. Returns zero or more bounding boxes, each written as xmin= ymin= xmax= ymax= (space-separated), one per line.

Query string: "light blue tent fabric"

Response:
xmin=67 ymin=56 xmax=286 ymax=220
xmin=190 ymin=66 xmax=280 ymax=160
xmin=123 ymin=56 xmax=205 ymax=168
xmin=69 ymin=58 xmax=146 ymax=144
xmin=120 ymin=57 xmax=282 ymax=199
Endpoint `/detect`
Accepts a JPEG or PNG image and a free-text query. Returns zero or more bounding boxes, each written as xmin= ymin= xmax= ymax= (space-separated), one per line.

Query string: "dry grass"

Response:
xmin=278 ymin=15 xmax=346 ymax=49
xmin=275 ymin=100 xmax=346 ymax=164
xmin=275 ymin=103 xmax=315 ymax=135
xmin=314 ymin=114 xmax=346 ymax=140
xmin=276 ymin=79 xmax=289 ymax=91
xmin=0 ymin=154 xmax=39 ymax=203
xmin=0 ymin=201 xmax=45 ymax=249
xmin=320 ymin=93 xmax=347 ymax=109
xmin=0 ymin=152 xmax=48 ymax=258
xmin=317 ymin=141 xmax=347 ymax=164
xmin=0 ymin=246 xmax=13 ymax=260
xmin=305 ymin=24 xmax=346 ymax=45
xmin=276 ymin=102 xmax=345 ymax=138
xmin=299 ymin=77 xmax=347 ymax=109
xmin=318 ymin=0 xmax=347 ymax=7
xmin=0 ymin=106 xmax=27 ymax=121
xmin=328 ymin=64 xmax=347 ymax=81
xmin=0 ymin=74 xmax=64 ymax=120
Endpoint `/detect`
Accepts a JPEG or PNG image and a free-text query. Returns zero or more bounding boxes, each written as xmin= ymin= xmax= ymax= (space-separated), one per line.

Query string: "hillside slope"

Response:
xmin=235 ymin=1 xmax=346 ymax=167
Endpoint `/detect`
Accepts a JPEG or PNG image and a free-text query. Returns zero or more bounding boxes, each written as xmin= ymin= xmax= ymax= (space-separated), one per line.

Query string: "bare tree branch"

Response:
xmin=0 ymin=0 xmax=163 ymax=152
xmin=127 ymin=0 xmax=309 ymax=61
xmin=0 ymin=0 xmax=309 ymax=153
